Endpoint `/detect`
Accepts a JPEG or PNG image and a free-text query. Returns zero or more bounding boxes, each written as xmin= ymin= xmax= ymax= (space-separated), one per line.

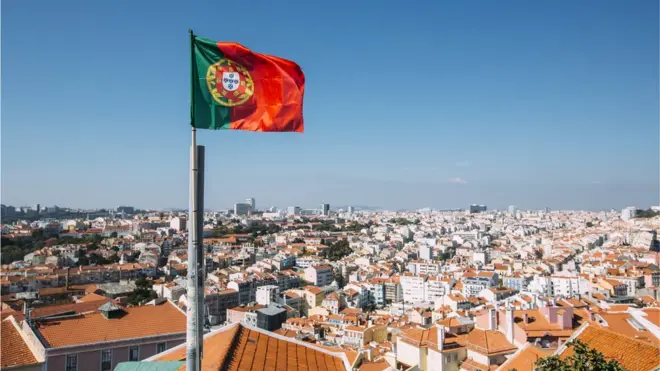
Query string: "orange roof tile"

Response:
xmin=1 ymin=317 xmax=39 ymax=368
xmin=466 ymin=328 xmax=517 ymax=355
xmin=498 ymin=344 xmax=550 ymax=371
xmin=594 ymin=311 xmax=658 ymax=344
xmin=156 ymin=324 xmax=350 ymax=370
xmin=36 ymin=301 xmax=185 ymax=348
xmin=358 ymin=359 xmax=390 ymax=371
xmin=641 ymin=307 xmax=660 ymax=327
xmin=561 ymin=325 xmax=660 ymax=371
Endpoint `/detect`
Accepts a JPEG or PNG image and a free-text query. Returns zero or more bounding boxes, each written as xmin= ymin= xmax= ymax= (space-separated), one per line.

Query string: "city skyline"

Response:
xmin=2 ymin=0 xmax=658 ymax=213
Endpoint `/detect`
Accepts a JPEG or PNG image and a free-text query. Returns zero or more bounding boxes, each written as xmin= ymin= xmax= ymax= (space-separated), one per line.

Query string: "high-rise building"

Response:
xmin=287 ymin=206 xmax=301 ymax=216
xmin=347 ymin=206 xmax=354 ymax=214
xmin=621 ymin=207 xmax=637 ymax=221
xmin=321 ymin=203 xmax=330 ymax=216
xmin=419 ymin=244 xmax=431 ymax=261
xmin=508 ymin=205 xmax=517 ymax=215
xmin=117 ymin=206 xmax=135 ymax=214
xmin=246 ymin=198 xmax=256 ymax=212
xmin=234 ymin=203 xmax=251 ymax=216
xmin=469 ymin=204 xmax=487 ymax=214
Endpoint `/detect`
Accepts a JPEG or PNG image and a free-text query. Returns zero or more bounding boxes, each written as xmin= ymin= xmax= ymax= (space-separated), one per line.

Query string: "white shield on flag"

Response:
xmin=222 ymin=72 xmax=241 ymax=91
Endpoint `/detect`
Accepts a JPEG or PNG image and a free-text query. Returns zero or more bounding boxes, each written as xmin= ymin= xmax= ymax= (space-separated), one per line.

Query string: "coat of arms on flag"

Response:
xmin=205 ymin=59 xmax=254 ymax=107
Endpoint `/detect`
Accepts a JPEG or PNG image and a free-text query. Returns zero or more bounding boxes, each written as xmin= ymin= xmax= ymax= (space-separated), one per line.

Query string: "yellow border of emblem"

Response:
xmin=206 ymin=59 xmax=254 ymax=107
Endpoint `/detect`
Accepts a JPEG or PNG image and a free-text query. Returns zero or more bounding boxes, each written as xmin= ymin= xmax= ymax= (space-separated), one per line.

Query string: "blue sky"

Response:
xmin=2 ymin=0 xmax=658 ymax=211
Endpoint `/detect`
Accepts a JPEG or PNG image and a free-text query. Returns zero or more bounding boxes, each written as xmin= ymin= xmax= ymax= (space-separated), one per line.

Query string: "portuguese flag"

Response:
xmin=190 ymin=34 xmax=305 ymax=132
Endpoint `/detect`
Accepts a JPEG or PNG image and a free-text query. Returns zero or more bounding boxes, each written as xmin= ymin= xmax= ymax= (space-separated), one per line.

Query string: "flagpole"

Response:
xmin=186 ymin=29 xmax=202 ymax=371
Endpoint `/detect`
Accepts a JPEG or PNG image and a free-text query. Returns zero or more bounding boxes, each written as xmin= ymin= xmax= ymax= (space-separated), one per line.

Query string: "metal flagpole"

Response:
xmin=186 ymin=29 xmax=204 ymax=371
xmin=186 ymin=126 xmax=199 ymax=371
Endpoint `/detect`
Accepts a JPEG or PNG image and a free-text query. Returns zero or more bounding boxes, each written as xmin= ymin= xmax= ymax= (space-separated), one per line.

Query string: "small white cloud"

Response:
xmin=448 ymin=177 xmax=467 ymax=184
xmin=455 ymin=160 xmax=471 ymax=167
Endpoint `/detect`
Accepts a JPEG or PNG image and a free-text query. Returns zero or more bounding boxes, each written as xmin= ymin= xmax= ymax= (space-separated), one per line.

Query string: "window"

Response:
xmin=101 ymin=350 xmax=112 ymax=371
xmin=65 ymin=355 xmax=77 ymax=371
xmin=129 ymin=346 xmax=140 ymax=361
xmin=157 ymin=343 xmax=167 ymax=353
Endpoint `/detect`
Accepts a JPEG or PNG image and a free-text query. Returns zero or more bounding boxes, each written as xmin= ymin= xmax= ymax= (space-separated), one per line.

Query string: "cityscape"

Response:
xmin=1 ymin=200 xmax=660 ymax=370
xmin=2 ymin=1 xmax=659 ymax=371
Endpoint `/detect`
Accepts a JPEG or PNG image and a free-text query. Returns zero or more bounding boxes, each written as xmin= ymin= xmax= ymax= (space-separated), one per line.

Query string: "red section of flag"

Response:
xmin=217 ymin=42 xmax=304 ymax=132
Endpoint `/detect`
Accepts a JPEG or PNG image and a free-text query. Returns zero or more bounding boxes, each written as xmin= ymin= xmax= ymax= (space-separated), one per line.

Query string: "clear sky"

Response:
xmin=2 ymin=0 xmax=658 ymax=211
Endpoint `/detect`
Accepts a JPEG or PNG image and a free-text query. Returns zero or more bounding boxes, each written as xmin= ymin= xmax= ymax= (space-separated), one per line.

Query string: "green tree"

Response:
xmin=128 ymin=277 xmax=157 ymax=305
xmin=291 ymin=238 xmax=305 ymax=244
xmin=110 ymin=231 xmax=118 ymax=238
xmin=334 ymin=270 xmax=346 ymax=289
xmin=534 ymin=340 xmax=625 ymax=371
xmin=323 ymin=239 xmax=353 ymax=261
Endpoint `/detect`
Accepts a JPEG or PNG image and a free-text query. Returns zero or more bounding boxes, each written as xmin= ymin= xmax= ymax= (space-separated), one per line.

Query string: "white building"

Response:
xmin=256 ymin=285 xmax=279 ymax=306
xmin=169 ymin=217 xmax=186 ymax=232
xmin=304 ymin=265 xmax=333 ymax=286
xmin=407 ymin=261 xmax=442 ymax=275
xmin=287 ymin=206 xmax=301 ymax=216
xmin=246 ymin=198 xmax=256 ymax=211
xmin=528 ymin=275 xmax=592 ymax=298
xmin=419 ymin=244 xmax=431 ymax=261
xmin=621 ymin=207 xmax=637 ymax=220
xmin=401 ymin=274 xmax=426 ymax=303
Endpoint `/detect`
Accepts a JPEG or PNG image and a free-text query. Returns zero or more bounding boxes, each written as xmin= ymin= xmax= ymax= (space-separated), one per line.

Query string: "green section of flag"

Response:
xmin=191 ymin=36 xmax=230 ymax=130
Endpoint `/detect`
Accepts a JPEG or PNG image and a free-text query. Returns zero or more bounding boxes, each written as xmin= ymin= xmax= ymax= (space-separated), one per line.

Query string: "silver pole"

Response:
xmin=186 ymin=127 xmax=200 ymax=371
xmin=196 ymin=145 xmax=205 ymax=367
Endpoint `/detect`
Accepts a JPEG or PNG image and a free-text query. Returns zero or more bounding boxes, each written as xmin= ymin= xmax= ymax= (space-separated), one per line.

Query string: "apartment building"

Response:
xmin=304 ymin=265 xmax=333 ymax=286
xmin=20 ymin=300 xmax=186 ymax=371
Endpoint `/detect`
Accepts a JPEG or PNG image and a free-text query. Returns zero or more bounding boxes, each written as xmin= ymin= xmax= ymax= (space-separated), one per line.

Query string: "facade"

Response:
xmin=20 ymin=301 xmax=186 ymax=371
xmin=256 ymin=305 xmax=288 ymax=331
xmin=234 ymin=203 xmax=251 ymax=216
xmin=304 ymin=265 xmax=333 ymax=287
xmin=246 ymin=198 xmax=256 ymax=212
xmin=401 ymin=275 xmax=426 ymax=303
xmin=321 ymin=203 xmax=330 ymax=216
xmin=255 ymin=285 xmax=279 ymax=306
xmin=205 ymin=289 xmax=239 ymax=325
xmin=287 ymin=206 xmax=301 ymax=216
xmin=621 ymin=207 xmax=637 ymax=220
xmin=169 ymin=217 xmax=186 ymax=232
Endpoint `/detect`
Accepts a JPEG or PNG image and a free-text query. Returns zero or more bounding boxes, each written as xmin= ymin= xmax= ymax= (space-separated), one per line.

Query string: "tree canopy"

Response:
xmin=533 ymin=340 xmax=625 ymax=371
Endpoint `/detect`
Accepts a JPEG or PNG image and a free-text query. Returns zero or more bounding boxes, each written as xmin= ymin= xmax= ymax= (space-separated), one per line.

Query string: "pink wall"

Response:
xmin=46 ymin=339 xmax=185 ymax=371
xmin=475 ymin=311 xmax=491 ymax=330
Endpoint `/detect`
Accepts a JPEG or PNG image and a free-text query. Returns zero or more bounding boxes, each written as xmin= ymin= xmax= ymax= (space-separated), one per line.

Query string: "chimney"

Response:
xmin=523 ymin=312 xmax=529 ymax=324
xmin=435 ymin=323 xmax=445 ymax=351
xmin=66 ymin=267 xmax=71 ymax=289
xmin=488 ymin=308 xmax=497 ymax=330
xmin=506 ymin=307 xmax=514 ymax=344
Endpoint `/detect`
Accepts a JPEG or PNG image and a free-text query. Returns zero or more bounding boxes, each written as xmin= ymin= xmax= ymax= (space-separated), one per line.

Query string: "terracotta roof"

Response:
xmin=466 ymin=328 xmax=517 ymax=355
xmin=78 ymin=292 xmax=110 ymax=302
xmin=155 ymin=323 xmax=350 ymax=370
xmin=497 ymin=344 xmax=550 ymax=371
xmin=1 ymin=317 xmax=39 ymax=368
xmin=594 ymin=311 xmax=658 ymax=344
xmin=560 ymin=324 xmax=660 ymax=371
xmin=641 ymin=307 xmax=660 ymax=327
xmin=36 ymin=301 xmax=186 ymax=348
xmin=358 ymin=359 xmax=390 ymax=371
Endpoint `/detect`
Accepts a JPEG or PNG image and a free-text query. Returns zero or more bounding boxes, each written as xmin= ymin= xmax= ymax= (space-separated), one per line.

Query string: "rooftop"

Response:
xmin=1 ymin=317 xmax=40 ymax=368
xmin=152 ymin=323 xmax=352 ymax=370
xmin=560 ymin=324 xmax=660 ymax=371
xmin=35 ymin=301 xmax=186 ymax=348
